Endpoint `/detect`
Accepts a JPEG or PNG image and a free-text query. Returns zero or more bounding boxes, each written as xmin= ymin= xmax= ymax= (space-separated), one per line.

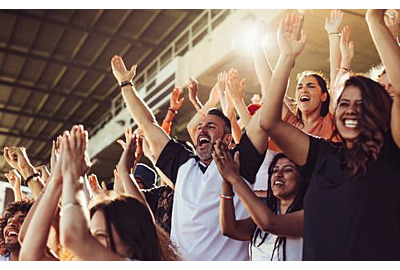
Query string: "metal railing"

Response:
xmin=90 ymin=9 xmax=233 ymax=136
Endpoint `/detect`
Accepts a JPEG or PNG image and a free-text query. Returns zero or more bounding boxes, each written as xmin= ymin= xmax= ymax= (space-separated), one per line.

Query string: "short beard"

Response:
xmin=5 ymin=242 xmax=20 ymax=253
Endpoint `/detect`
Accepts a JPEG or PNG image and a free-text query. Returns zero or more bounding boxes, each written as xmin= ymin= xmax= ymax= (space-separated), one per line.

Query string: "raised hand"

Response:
xmin=116 ymin=128 xmax=137 ymax=175
xmin=278 ymin=13 xmax=307 ymax=58
xmin=339 ymin=25 xmax=355 ymax=65
xmin=113 ymin=168 xmax=124 ymax=193
xmin=4 ymin=169 xmax=22 ymax=201
xmin=87 ymin=174 xmax=105 ymax=195
xmin=226 ymin=68 xmax=245 ymax=104
xmin=3 ymin=146 xmax=35 ymax=178
xmin=212 ymin=139 xmax=241 ymax=183
xmin=60 ymin=125 xmax=91 ymax=182
xmin=186 ymin=76 xmax=202 ymax=109
xmin=169 ymin=87 xmax=184 ymax=112
xmin=50 ymin=136 xmax=62 ymax=176
xmin=35 ymin=165 xmax=50 ymax=184
xmin=384 ymin=10 xmax=399 ymax=43
xmin=325 ymin=9 xmax=343 ymax=34
xmin=111 ymin=55 xmax=137 ymax=85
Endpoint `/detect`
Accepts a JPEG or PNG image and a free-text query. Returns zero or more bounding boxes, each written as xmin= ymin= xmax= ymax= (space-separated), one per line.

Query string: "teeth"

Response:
xmin=199 ymin=137 xmax=210 ymax=144
xmin=344 ymin=119 xmax=358 ymax=128
xmin=8 ymin=231 xmax=18 ymax=237
xmin=274 ymin=180 xmax=284 ymax=186
xmin=300 ymin=96 xmax=310 ymax=102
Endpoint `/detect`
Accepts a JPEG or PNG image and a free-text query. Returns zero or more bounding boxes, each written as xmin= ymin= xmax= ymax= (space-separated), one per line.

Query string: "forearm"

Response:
xmin=161 ymin=110 xmax=176 ymax=135
xmin=60 ymin=176 xmax=89 ymax=250
xmin=367 ymin=16 xmax=400 ymax=93
xmin=219 ymin=181 xmax=253 ymax=241
xmin=189 ymin=97 xmax=203 ymax=112
xmin=328 ymin=34 xmax=341 ymax=88
xmin=230 ymin=116 xmax=242 ymax=144
xmin=118 ymin=170 xmax=146 ymax=204
xmin=19 ymin=165 xmax=44 ymax=200
xmin=228 ymin=175 xmax=276 ymax=232
xmin=20 ymin=179 xmax=61 ymax=261
xmin=260 ymin=55 xmax=295 ymax=132
xmin=232 ymin=98 xmax=252 ymax=129
xmin=13 ymin=187 xmax=22 ymax=202
xmin=187 ymin=99 xmax=217 ymax=143
xmin=121 ymin=85 xmax=170 ymax=160
xmin=253 ymin=44 xmax=273 ymax=94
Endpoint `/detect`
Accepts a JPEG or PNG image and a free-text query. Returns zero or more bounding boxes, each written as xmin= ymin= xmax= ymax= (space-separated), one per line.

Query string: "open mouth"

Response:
xmin=274 ymin=180 xmax=284 ymax=186
xmin=343 ymin=119 xmax=358 ymax=129
xmin=6 ymin=229 xmax=19 ymax=238
xmin=299 ymin=95 xmax=310 ymax=102
xmin=198 ymin=135 xmax=211 ymax=147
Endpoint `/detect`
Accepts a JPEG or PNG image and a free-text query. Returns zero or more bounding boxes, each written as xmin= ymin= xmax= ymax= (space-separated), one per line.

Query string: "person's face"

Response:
xmin=90 ymin=210 xmax=132 ymax=258
xmin=195 ymin=115 xmax=231 ymax=162
xmin=378 ymin=72 xmax=395 ymax=99
xmin=335 ymin=85 xmax=362 ymax=147
xmin=295 ymin=76 xmax=327 ymax=116
xmin=271 ymin=158 xmax=300 ymax=201
xmin=134 ymin=177 xmax=145 ymax=189
xmin=3 ymin=211 xmax=26 ymax=253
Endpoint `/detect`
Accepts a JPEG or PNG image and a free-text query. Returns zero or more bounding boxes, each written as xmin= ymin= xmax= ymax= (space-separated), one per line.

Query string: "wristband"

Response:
xmin=340 ymin=67 xmax=350 ymax=72
xmin=168 ymin=107 xmax=177 ymax=114
xmin=24 ymin=173 xmax=40 ymax=186
xmin=119 ymin=81 xmax=133 ymax=89
xmin=328 ymin=32 xmax=341 ymax=36
xmin=219 ymin=194 xmax=234 ymax=200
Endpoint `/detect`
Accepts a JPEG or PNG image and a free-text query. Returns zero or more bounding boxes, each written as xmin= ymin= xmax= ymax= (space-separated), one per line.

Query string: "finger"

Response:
xmin=117 ymin=139 xmax=126 ymax=150
xmin=101 ymin=181 xmax=107 ymax=190
xmin=234 ymin=151 xmax=241 ymax=167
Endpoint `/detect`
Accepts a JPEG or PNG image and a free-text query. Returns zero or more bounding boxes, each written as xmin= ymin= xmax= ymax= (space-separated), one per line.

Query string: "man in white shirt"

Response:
xmin=111 ymin=56 xmax=268 ymax=260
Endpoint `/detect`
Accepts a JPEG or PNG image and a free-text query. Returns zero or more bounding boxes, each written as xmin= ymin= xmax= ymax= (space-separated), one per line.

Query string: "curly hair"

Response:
xmin=332 ymin=75 xmax=392 ymax=177
xmin=0 ymin=199 xmax=33 ymax=254
xmin=250 ymin=153 xmax=308 ymax=261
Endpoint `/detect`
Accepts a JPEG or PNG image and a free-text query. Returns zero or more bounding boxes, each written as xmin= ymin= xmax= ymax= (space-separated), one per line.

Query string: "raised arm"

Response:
xmin=4 ymin=170 xmax=22 ymax=202
xmin=259 ymin=13 xmax=310 ymax=166
xmin=60 ymin=126 xmax=126 ymax=261
xmin=3 ymin=146 xmax=44 ymax=199
xmin=226 ymin=69 xmax=252 ymax=128
xmin=216 ymin=71 xmax=242 ymax=143
xmin=111 ymin=55 xmax=170 ymax=161
xmin=19 ymin=156 xmax=63 ymax=261
xmin=325 ymin=10 xmax=343 ymax=96
xmin=161 ymin=87 xmax=184 ymax=135
xmin=366 ymin=9 xmax=400 ymax=147
xmin=186 ymin=80 xmax=219 ymax=143
xmin=213 ymin=140 xmax=303 ymax=237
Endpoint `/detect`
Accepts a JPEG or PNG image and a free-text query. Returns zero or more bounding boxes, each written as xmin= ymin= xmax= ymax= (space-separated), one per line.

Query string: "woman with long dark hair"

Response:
xmin=259 ymin=11 xmax=400 ymax=260
xmin=214 ymin=140 xmax=307 ymax=260
xmin=59 ymin=125 xmax=179 ymax=261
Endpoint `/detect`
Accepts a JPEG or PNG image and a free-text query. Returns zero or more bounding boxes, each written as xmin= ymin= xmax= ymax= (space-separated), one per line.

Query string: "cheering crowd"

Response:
xmin=0 ymin=9 xmax=399 ymax=261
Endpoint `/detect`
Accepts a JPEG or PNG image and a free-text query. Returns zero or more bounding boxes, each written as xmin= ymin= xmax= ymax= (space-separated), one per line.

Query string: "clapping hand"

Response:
xmin=212 ymin=139 xmax=241 ymax=183
xmin=111 ymin=55 xmax=137 ymax=85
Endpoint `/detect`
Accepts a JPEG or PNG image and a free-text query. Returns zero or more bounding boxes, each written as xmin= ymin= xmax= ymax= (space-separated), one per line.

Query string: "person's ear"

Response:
xmin=223 ymin=133 xmax=233 ymax=147
xmin=321 ymin=92 xmax=328 ymax=103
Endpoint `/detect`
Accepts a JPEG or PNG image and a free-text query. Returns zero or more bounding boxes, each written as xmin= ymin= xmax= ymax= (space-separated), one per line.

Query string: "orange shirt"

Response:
xmin=268 ymin=111 xmax=336 ymax=152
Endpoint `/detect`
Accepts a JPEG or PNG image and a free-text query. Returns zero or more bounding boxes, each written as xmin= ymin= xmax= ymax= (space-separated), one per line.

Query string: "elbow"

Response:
xmin=259 ymin=117 xmax=274 ymax=134
xmin=220 ymin=227 xmax=234 ymax=238
xmin=60 ymin=225 xmax=83 ymax=251
xmin=257 ymin=219 xmax=274 ymax=233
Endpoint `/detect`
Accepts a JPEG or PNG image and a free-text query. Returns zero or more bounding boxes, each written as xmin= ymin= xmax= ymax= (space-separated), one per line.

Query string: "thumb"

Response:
xmin=101 ymin=181 xmax=107 ymax=190
xmin=234 ymin=151 xmax=240 ymax=166
xmin=130 ymin=64 xmax=137 ymax=77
